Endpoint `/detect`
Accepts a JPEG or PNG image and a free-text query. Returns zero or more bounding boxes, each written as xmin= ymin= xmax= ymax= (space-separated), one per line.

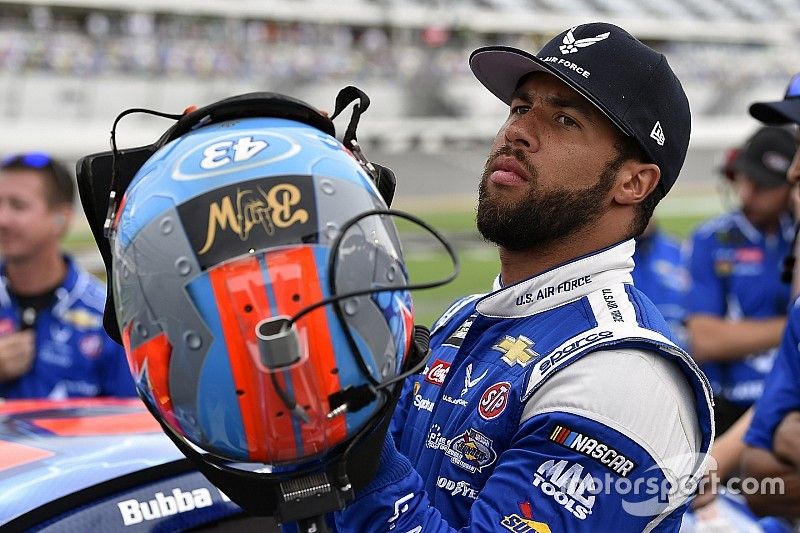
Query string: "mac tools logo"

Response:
xmin=559 ymin=27 xmax=610 ymax=54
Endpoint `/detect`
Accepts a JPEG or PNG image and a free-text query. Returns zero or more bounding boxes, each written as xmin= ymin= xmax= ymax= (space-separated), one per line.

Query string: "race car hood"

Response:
xmin=0 ymin=398 xmax=185 ymax=525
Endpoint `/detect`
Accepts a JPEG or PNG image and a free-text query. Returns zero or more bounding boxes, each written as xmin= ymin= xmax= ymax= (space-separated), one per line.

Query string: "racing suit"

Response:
xmin=335 ymin=239 xmax=714 ymax=532
xmin=0 ymin=256 xmax=136 ymax=399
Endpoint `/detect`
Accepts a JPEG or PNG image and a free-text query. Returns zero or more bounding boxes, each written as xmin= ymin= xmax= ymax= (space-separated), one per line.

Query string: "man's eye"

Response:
xmin=556 ymin=115 xmax=578 ymax=127
xmin=511 ymin=105 xmax=530 ymax=115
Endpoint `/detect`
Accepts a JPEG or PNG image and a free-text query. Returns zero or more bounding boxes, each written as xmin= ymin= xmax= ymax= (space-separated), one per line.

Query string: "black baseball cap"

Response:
xmin=469 ymin=22 xmax=690 ymax=196
xmin=749 ymin=73 xmax=800 ymax=125
xmin=732 ymin=126 xmax=795 ymax=187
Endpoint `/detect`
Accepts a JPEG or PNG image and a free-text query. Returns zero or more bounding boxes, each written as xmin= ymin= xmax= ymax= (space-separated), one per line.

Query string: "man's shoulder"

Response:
xmin=690 ymin=212 xmax=739 ymax=242
xmin=431 ymin=293 xmax=484 ymax=335
xmin=64 ymin=262 xmax=108 ymax=312
xmin=523 ymin=348 xmax=702 ymax=469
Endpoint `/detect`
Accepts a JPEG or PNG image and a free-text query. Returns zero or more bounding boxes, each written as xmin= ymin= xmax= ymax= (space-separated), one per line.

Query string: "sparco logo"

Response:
xmin=117 ymin=488 xmax=213 ymax=525
xmin=537 ymin=331 xmax=614 ymax=375
xmin=426 ymin=359 xmax=451 ymax=386
xmin=559 ymin=26 xmax=610 ymax=54
xmin=436 ymin=476 xmax=479 ymax=499
xmin=479 ymin=382 xmax=511 ymax=420
xmin=532 ymin=460 xmax=597 ymax=520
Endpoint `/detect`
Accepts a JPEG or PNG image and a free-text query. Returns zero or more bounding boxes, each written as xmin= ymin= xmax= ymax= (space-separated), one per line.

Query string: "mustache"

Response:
xmin=483 ymin=145 xmax=538 ymax=182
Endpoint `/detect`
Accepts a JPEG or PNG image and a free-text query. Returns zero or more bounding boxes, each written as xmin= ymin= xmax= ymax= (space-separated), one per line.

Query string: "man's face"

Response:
xmin=0 ymin=169 xmax=64 ymax=261
xmin=733 ymin=173 xmax=790 ymax=229
xmin=477 ymin=72 xmax=624 ymax=251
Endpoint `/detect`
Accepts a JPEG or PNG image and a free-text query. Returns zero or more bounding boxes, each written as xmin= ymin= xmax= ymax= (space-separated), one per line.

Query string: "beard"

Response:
xmin=476 ymin=146 xmax=622 ymax=252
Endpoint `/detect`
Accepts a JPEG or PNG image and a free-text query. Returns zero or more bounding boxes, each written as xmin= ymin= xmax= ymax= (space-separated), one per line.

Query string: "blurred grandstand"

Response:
xmin=0 ymin=0 xmax=798 ymax=208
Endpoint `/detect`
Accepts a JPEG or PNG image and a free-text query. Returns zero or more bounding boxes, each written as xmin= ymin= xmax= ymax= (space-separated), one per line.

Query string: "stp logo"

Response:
xmin=426 ymin=359 xmax=451 ymax=386
xmin=479 ymin=382 xmax=511 ymax=420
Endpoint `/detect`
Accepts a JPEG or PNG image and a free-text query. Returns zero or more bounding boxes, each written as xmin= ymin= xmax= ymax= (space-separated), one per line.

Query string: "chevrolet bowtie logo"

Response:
xmin=493 ymin=335 xmax=538 ymax=367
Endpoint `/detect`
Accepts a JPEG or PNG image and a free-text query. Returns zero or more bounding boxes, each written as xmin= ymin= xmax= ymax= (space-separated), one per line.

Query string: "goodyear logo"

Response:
xmin=179 ymin=176 xmax=317 ymax=268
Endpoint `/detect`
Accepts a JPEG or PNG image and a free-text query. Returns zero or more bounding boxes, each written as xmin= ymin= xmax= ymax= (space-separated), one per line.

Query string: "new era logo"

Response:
xmin=650 ymin=121 xmax=665 ymax=146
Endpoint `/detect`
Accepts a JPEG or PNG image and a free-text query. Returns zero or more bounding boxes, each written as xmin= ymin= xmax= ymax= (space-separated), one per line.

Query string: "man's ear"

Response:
xmin=52 ymin=205 xmax=73 ymax=235
xmin=613 ymin=161 xmax=661 ymax=205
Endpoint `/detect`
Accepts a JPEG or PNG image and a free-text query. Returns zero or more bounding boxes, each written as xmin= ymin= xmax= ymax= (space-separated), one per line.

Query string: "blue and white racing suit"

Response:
xmin=0 ymin=256 xmax=136 ymax=399
xmin=335 ymin=240 xmax=714 ymax=532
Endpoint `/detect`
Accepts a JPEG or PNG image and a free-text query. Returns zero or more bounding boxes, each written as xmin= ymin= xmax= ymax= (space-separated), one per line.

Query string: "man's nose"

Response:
xmin=503 ymin=113 xmax=540 ymax=152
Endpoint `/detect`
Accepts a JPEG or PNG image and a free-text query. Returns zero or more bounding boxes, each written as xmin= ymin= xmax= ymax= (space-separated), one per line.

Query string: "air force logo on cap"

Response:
xmin=469 ymin=22 xmax=691 ymax=197
xmin=559 ymin=27 xmax=610 ymax=55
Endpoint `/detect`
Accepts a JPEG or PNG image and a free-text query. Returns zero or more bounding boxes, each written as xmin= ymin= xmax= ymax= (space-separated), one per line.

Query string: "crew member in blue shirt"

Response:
xmin=0 ymin=153 xmax=136 ymax=399
xmin=633 ymin=220 xmax=688 ymax=350
xmin=684 ymin=126 xmax=796 ymax=433
xmin=741 ymin=73 xmax=800 ymax=521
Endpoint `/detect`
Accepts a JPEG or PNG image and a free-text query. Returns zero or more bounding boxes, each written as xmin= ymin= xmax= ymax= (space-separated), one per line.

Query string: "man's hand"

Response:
xmin=774 ymin=411 xmax=800 ymax=468
xmin=0 ymin=330 xmax=34 ymax=382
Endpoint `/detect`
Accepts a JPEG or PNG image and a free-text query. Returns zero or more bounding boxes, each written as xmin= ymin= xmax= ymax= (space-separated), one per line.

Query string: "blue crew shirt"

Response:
xmin=745 ymin=298 xmax=800 ymax=450
xmin=0 ymin=256 xmax=136 ymax=399
xmin=684 ymin=211 xmax=793 ymax=407
xmin=633 ymin=228 xmax=688 ymax=351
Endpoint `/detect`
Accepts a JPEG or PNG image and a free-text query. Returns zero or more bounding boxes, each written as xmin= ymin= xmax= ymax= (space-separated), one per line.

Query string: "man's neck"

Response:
xmin=498 ymin=228 xmax=624 ymax=286
xmin=752 ymin=217 xmax=782 ymax=236
xmin=5 ymin=251 xmax=67 ymax=296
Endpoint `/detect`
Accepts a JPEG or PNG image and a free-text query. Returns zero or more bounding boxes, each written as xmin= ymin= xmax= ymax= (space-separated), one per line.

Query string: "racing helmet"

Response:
xmin=110 ymin=113 xmax=415 ymax=465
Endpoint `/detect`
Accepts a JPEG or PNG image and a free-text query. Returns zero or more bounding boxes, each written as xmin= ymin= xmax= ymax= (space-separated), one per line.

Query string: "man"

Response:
xmin=683 ymin=126 xmax=795 ymax=434
xmin=0 ymin=153 xmax=135 ymax=399
xmin=741 ymin=73 xmax=800 ymax=521
xmin=633 ymin=219 xmax=688 ymax=351
xmin=333 ymin=23 xmax=713 ymax=532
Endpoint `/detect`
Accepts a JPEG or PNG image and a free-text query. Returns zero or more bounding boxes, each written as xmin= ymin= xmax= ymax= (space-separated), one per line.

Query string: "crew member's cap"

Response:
xmin=469 ymin=22 xmax=690 ymax=196
xmin=749 ymin=73 xmax=800 ymax=125
xmin=732 ymin=126 xmax=795 ymax=187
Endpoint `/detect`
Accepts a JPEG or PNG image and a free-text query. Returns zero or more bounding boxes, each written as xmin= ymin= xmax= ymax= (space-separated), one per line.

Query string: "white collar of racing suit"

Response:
xmin=479 ymin=239 xmax=635 ymax=319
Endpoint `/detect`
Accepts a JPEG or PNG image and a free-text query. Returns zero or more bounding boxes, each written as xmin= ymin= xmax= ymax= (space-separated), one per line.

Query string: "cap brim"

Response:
xmin=749 ymin=99 xmax=800 ymax=125
xmin=469 ymin=46 xmax=632 ymax=138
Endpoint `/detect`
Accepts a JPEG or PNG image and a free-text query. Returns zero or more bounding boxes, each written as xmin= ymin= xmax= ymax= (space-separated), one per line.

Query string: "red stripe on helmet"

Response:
xmin=209 ymin=257 xmax=295 ymax=462
xmin=265 ymin=246 xmax=347 ymax=453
